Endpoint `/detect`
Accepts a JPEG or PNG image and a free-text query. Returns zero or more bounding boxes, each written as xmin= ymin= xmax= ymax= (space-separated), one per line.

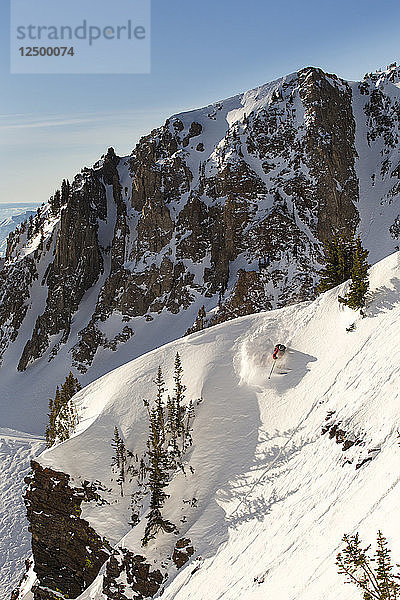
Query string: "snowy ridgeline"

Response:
xmin=18 ymin=250 xmax=400 ymax=600
xmin=0 ymin=205 xmax=39 ymax=256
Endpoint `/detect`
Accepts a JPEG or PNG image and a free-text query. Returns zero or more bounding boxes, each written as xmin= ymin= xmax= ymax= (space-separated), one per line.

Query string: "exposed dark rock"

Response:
xmin=319 ymin=414 xmax=383 ymax=472
xmin=100 ymin=538 xmax=195 ymax=600
xmin=210 ymin=270 xmax=272 ymax=326
xmin=17 ymin=172 xmax=106 ymax=371
xmin=25 ymin=461 xmax=110 ymax=600
xmin=10 ymin=559 xmax=33 ymax=600
xmin=0 ymin=256 xmax=38 ymax=364
xmin=298 ymin=67 xmax=359 ymax=241
xmin=321 ymin=421 xmax=361 ymax=451
xmin=172 ymin=538 xmax=195 ymax=569
xmin=183 ymin=121 xmax=203 ymax=147
xmin=102 ymin=550 xmax=165 ymax=600
xmin=103 ymin=148 xmax=120 ymax=186
xmin=390 ymin=216 xmax=400 ymax=241
xmin=355 ymin=456 xmax=374 ymax=469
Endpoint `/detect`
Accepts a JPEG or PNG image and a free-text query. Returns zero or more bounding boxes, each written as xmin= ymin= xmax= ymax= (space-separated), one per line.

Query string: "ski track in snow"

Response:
xmin=0 ymin=430 xmax=44 ymax=600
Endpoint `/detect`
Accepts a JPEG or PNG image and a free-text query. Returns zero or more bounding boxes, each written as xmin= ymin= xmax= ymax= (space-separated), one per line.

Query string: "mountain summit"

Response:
xmin=1 ymin=63 xmax=400 ymax=434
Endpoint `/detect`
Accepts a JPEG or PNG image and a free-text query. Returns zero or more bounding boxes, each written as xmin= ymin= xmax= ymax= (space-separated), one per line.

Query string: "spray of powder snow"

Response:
xmin=234 ymin=336 xmax=288 ymax=388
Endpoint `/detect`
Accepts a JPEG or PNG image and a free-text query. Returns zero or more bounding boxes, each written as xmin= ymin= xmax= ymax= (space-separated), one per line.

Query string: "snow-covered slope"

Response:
xmin=28 ymin=250 xmax=400 ymax=600
xmin=0 ymin=430 xmax=43 ymax=600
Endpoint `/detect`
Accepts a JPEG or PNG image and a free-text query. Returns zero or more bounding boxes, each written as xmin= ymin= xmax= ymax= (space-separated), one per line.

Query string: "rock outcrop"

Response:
xmin=102 ymin=551 xmax=165 ymax=600
xmin=24 ymin=461 xmax=110 ymax=600
xmin=23 ymin=462 xmax=197 ymax=600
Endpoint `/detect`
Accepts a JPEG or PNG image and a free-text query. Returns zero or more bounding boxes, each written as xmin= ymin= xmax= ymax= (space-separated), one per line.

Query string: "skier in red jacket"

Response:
xmin=273 ymin=344 xmax=286 ymax=360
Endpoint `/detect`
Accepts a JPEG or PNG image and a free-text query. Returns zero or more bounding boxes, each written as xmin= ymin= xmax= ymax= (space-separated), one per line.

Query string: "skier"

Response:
xmin=272 ymin=344 xmax=286 ymax=360
xmin=268 ymin=344 xmax=286 ymax=379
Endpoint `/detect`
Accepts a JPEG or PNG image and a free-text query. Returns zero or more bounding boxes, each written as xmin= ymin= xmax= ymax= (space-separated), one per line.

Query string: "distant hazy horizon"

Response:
xmin=0 ymin=202 xmax=41 ymax=207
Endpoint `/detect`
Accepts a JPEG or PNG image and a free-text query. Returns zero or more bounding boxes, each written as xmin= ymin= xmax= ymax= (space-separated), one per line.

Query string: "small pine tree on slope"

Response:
xmin=339 ymin=235 xmax=370 ymax=310
xmin=336 ymin=531 xmax=400 ymax=599
xmin=56 ymin=372 xmax=81 ymax=443
xmin=143 ymin=402 xmax=176 ymax=545
xmin=165 ymin=353 xmax=187 ymax=456
xmin=111 ymin=426 xmax=127 ymax=497
xmin=142 ymin=358 xmax=190 ymax=546
xmin=46 ymin=372 xmax=81 ymax=447
xmin=318 ymin=233 xmax=354 ymax=293
xmin=45 ymin=387 xmax=61 ymax=446
xmin=154 ymin=367 xmax=166 ymax=445
xmin=172 ymin=352 xmax=186 ymax=450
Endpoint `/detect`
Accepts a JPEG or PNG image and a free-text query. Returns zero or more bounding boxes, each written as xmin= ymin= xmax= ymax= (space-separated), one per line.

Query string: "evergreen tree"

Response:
xmin=184 ymin=400 xmax=195 ymax=448
xmin=172 ymin=352 xmax=186 ymax=449
xmin=45 ymin=387 xmax=61 ymax=446
xmin=27 ymin=215 xmax=34 ymax=238
xmin=318 ymin=233 xmax=354 ymax=293
xmin=142 ymin=508 xmax=176 ymax=546
xmin=154 ymin=367 xmax=166 ymax=445
xmin=195 ymin=305 xmax=206 ymax=330
xmin=61 ymin=179 xmax=70 ymax=204
xmin=111 ymin=426 xmax=127 ymax=496
xmin=141 ymin=358 xmax=195 ymax=545
xmin=339 ymin=236 xmax=370 ymax=310
xmin=148 ymin=406 xmax=169 ymax=508
xmin=375 ymin=531 xmax=399 ymax=599
xmin=45 ymin=372 xmax=81 ymax=447
xmin=336 ymin=531 xmax=400 ymax=599
xmin=50 ymin=190 xmax=61 ymax=215
xmin=39 ymin=227 xmax=45 ymax=250
xmin=33 ymin=213 xmax=40 ymax=235
xmin=142 ymin=402 xmax=175 ymax=545
xmin=166 ymin=393 xmax=177 ymax=454
xmin=186 ymin=305 xmax=207 ymax=335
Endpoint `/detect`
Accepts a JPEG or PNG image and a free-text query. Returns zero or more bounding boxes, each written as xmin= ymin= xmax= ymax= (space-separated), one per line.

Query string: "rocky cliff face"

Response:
xmin=23 ymin=446 xmax=197 ymax=600
xmin=1 ymin=64 xmax=400 ymax=424
xmin=24 ymin=461 xmax=110 ymax=600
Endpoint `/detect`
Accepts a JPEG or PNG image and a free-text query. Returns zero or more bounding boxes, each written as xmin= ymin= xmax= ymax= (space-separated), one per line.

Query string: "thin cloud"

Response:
xmin=0 ymin=110 xmax=164 ymax=131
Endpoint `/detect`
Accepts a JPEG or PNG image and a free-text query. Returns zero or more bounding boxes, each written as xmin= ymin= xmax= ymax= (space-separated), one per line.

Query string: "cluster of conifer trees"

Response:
xmin=49 ymin=179 xmax=70 ymax=216
xmin=143 ymin=353 xmax=195 ymax=545
xmin=45 ymin=372 xmax=81 ymax=447
xmin=318 ymin=232 xmax=370 ymax=310
xmin=110 ymin=353 xmax=196 ymax=546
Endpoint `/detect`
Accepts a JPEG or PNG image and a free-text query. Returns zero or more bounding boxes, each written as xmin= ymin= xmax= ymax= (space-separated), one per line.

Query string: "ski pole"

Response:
xmin=268 ymin=360 xmax=276 ymax=379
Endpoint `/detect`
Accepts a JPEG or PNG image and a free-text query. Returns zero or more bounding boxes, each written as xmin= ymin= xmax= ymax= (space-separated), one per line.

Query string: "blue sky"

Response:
xmin=1 ymin=0 xmax=400 ymax=204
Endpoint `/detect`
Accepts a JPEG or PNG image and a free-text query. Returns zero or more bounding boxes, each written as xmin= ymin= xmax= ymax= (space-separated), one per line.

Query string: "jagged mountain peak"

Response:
xmin=0 ymin=62 xmax=399 ymax=436
xmin=363 ymin=60 xmax=400 ymax=85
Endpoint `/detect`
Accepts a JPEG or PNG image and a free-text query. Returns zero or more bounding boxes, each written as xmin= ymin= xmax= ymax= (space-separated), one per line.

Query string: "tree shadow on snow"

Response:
xmin=365 ymin=278 xmax=400 ymax=318
xmin=192 ymin=360 xmax=262 ymax=559
xmin=224 ymin=428 xmax=314 ymax=528
xmin=227 ymin=486 xmax=299 ymax=528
